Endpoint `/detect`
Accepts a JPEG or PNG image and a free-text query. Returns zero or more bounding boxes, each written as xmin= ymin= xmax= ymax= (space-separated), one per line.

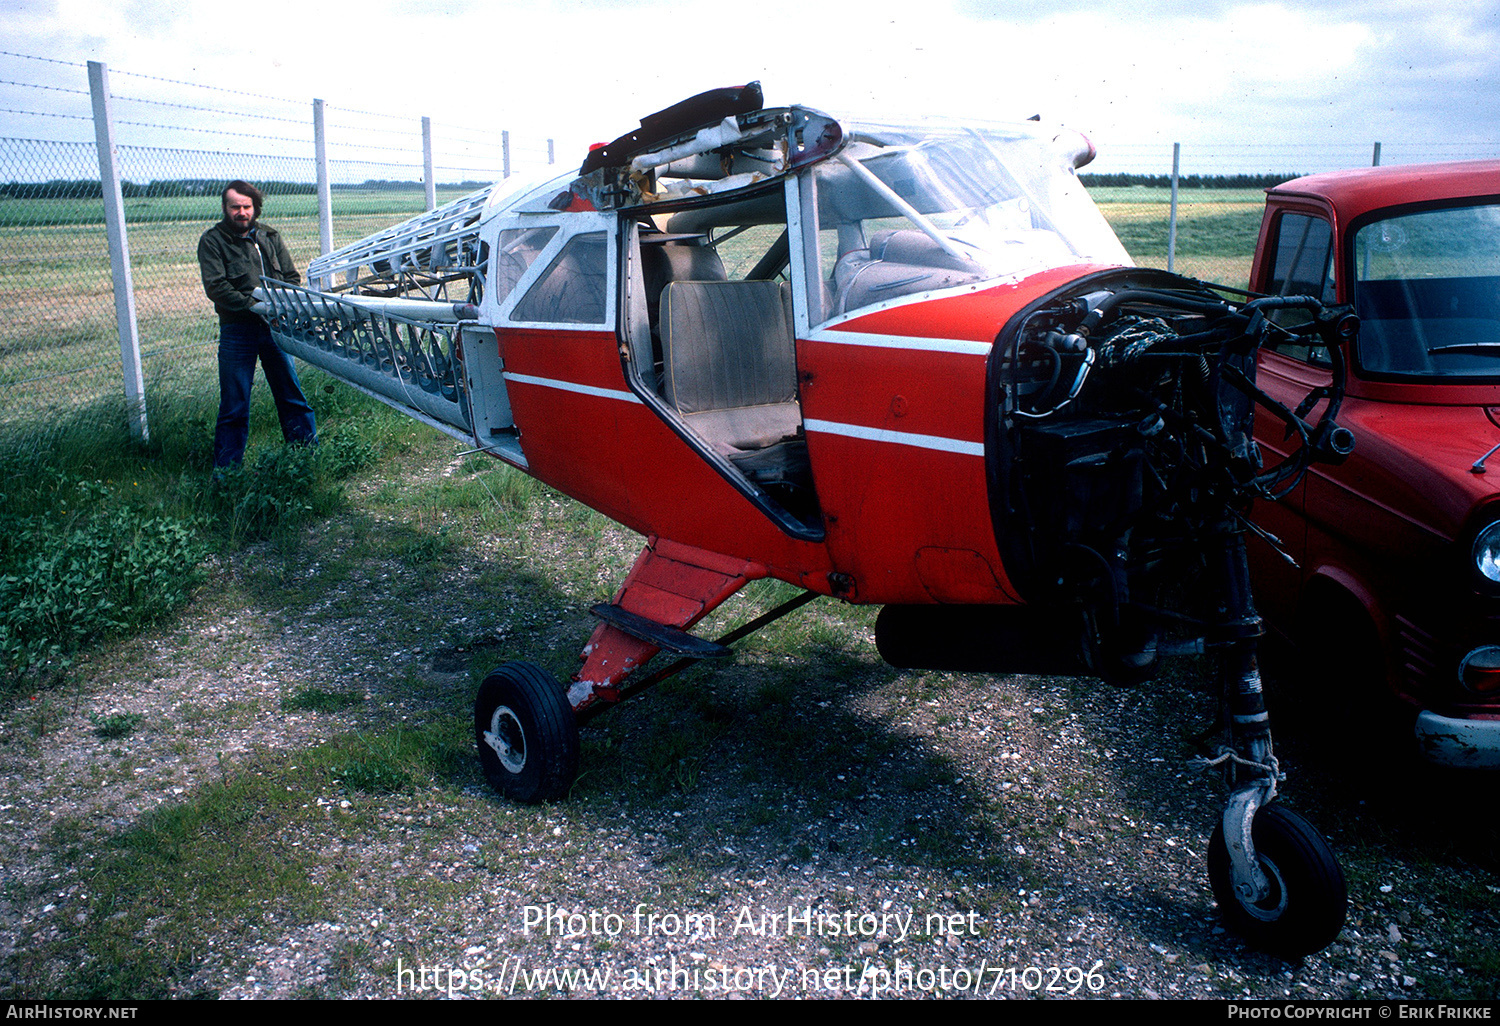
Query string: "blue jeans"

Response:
xmin=213 ymin=321 xmax=317 ymax=467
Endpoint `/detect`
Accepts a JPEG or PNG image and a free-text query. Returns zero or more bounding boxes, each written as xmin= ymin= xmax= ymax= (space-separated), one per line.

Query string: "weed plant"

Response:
xmin=0 ymin=370 xmax=402 ymax=688
xmin=89 ymin=710 xmax=144 ymax=739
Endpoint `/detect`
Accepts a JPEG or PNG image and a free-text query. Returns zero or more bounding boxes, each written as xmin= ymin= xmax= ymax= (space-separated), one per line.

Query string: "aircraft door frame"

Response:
xmin=613 ymin=193 xmax=825 ymax=543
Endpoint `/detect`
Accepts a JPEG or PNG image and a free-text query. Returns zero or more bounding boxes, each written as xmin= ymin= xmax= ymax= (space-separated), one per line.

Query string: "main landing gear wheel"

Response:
xmin=474 ymin=661 xmax=580 ymax=803
xmin=1208 ymin=803 xmax=1347 ymax=959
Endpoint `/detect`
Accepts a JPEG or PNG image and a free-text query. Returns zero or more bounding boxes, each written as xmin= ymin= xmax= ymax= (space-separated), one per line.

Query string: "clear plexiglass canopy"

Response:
xmin=806 ymin=120 xmax=1132 ymax=320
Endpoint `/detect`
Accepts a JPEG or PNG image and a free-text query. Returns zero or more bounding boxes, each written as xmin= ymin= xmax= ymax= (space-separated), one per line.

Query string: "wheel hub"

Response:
xmin=484 ymin=705 xmax=527 ymax=773
xmin=1240 ymin=856 xmax=1291 ymax=922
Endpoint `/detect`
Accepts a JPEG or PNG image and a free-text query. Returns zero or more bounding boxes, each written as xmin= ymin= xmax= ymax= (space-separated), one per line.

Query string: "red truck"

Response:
xmin=1248 ymin=160 xmax=1500 ymax=768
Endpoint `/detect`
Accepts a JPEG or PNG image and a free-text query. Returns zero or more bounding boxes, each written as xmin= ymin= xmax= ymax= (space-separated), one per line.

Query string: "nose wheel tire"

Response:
xmin=474 ymin=661 xmax=580 ymax=803
xmin=1208 ymin=803 xmax=1347 ymax=959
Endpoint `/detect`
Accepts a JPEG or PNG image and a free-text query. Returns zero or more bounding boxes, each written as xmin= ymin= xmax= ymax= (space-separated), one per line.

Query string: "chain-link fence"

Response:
xmin=0 ymin=142 xmax=495 ymax=437
xmin=0 ymin=52 xmax=560 ymax=443
xmin=1082 ymin=141 xmax=1500 ymax=291
xmin=0 ymin=138 xmax=123 ymax=435
xmin=1090 ymin=181 xmax=1271 ymax=291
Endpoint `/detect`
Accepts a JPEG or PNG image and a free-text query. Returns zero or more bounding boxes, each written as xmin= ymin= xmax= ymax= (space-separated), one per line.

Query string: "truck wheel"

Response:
xmin=474 ymin=661 xmax=579 ymax=803
xmin=1208 ymin=803 xmax=1347 ymax=959
xmin=1299 ymin=593 xmax=1416 ymax=767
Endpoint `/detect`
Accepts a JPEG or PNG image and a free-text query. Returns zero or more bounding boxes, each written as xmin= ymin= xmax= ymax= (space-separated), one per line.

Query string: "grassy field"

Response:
xmin=0 ymin=189 xmax=487 ymax=432
xmin=1090 ymin=186 xmax=1266 ymax=289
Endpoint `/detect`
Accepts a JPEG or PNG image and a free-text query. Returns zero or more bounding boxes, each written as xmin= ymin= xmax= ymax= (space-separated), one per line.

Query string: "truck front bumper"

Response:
xmin=1415 ymin=710 xmax=1500 ymax=769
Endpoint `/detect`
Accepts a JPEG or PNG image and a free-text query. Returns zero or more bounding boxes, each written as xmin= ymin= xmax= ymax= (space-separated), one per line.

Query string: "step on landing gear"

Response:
xmin=473 ymin=539 xmax=821 ymax=804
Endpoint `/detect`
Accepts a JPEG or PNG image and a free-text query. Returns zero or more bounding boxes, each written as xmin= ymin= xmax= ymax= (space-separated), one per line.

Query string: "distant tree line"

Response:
xmin=1 ymin=178 xmax=498 ymax=200
xmin=336 ymin=179 xmax=495 ymax=192
xmin=11 ymin=173 xmax=1300 ymax=202
xmin=1079 ymin=172 xmax=1303 ymax=189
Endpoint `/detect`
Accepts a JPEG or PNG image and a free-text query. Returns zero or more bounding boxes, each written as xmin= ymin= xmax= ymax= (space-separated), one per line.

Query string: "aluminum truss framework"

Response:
xmin=259 ymin=280 xmax=474 ymax=434
xmin=307 ymin=186 xmax=492 ymax=303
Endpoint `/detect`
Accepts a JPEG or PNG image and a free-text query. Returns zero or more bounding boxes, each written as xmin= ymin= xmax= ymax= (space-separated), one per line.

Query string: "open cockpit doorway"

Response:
xmin=618 ymin=188 xmax=823 ymax=540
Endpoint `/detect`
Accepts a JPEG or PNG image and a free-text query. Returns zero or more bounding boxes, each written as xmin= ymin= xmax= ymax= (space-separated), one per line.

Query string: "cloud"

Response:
xmin=2 ymin=0 xmax=1496 ymax=173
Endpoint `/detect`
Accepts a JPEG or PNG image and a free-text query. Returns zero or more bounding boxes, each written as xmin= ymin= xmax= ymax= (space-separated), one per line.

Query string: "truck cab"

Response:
xmin=1248 ymin=160 xmax=1500 ymax=768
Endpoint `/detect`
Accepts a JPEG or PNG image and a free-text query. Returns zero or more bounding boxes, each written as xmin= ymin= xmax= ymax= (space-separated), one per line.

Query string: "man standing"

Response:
xmin=198 ymin=180 xmax=317 ymax=468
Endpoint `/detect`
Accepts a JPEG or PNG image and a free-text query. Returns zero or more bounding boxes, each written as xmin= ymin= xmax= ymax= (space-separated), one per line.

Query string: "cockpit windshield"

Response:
xmin=1353 ymin=202 xmax=1500 ymax=378
xmin=806 ymin=121 xmax=1131 ymax=322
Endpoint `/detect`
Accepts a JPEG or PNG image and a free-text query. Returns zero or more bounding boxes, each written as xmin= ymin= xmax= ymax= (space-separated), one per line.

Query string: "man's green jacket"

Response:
xmin=198 ymin=218 xmax=301 ymax=326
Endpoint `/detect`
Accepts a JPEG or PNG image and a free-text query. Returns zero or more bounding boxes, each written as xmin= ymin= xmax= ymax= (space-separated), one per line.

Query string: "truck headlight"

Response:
xmin=1474 ymin=521 xmax=1500 ymax=584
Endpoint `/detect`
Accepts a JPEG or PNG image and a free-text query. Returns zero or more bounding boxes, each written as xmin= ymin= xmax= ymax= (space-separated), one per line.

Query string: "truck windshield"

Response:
xmin=1353 ymin=201 xmax=1500 ymax=377
xmin=808 ymin=122 xmax=1131 ymax=322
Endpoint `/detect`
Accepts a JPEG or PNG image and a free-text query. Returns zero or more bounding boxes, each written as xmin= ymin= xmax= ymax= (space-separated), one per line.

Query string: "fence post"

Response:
xmin=87 ymin=60 xmax=148 ymax=444
xmin=1372 ymin=142 xmax=1382 ymax=167
xmin=422 ymin=116 xmax=436 ymax=211
xmin=1167 ymin=142 xmax=1180 ymax=275
xmin=503 ymin=130 xmax=511 ymax=179
xmin=314 ymin=99 xmax=332 ymax=260
xmin=548 ymin=138 xmax=555 ymax=165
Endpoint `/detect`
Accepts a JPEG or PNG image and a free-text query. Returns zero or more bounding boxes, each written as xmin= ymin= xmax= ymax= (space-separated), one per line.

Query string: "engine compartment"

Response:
xmin=946 ymin=268 xmax=1360 ymax=683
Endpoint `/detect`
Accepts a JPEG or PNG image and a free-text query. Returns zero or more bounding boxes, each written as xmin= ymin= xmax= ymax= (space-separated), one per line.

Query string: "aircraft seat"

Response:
xmin=660 ymin=280 xmax=801 ymax=454
xmin=831 ymin=228 xmax=988 ymax=316
xmin=641 ymin=236 xmax=727 ymax=329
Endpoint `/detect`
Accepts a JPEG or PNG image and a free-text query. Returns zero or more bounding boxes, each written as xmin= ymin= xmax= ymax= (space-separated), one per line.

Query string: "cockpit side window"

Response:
xmin=490 ymin=226 xmax=558 ymax=308
xmin=512 ymin=232 xmax=609 ymax=324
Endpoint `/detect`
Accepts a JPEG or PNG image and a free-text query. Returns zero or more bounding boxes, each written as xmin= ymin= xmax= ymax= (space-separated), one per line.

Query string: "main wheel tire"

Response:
xmin=1208 ymin=803 xmax=1347 ymax=959
xmin=474 ymin=661 xmax=579 ymax=803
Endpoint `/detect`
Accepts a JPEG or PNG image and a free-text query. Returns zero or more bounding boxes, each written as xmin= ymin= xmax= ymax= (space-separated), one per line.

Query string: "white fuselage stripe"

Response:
xmin=502 ymin=374 xmax=983 ymax=456
xmin=503 ymin=372 xmax=642 ymax=404
xmin=805 ymin=330 xmax=992 ymax=356
xmin=804 ymin=418 xmax=984 ymax=457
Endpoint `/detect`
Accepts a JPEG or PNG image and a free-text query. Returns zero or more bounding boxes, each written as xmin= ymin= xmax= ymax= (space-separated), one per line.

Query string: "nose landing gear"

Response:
xmin=1197 ymin=531 xmax=1347 ymax=958
xmin=1209 ymin=802 xmax=1347 ymax=958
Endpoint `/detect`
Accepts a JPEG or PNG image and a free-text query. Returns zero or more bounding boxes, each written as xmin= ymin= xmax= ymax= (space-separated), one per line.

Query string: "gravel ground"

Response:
xmin=1 ymin=486 xmax=1496 ymax=1001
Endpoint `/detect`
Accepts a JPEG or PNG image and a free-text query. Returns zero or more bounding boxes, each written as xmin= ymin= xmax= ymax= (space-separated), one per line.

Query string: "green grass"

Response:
xmin=7 ymin=716 xmax=473 ymax=998
xmin=0 ymin=188 xmax=488 ymax=440
xmin=280 ymin=688 xmax=362 ymax=714
xmin=1088 ymin=185 xmax=1266 ymax=290
xmin=1086 ymin=186 xmax=1271 ymax=206
xmin=0 ymin=367 xmax=416 ymax=687
xmin=0 ymin=406 xmax=1493 ymax=998
xmin=89 ymin=711 xmax=144 ymax=740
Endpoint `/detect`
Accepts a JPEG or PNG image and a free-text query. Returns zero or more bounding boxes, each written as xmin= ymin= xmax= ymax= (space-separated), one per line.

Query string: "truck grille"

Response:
xmin=1395 ymin=615 xmax=1437 ymax=692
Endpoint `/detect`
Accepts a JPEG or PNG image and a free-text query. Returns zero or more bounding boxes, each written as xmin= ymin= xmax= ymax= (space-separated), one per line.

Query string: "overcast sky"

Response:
xmin=2 ymin=0 xmax=1496 ymax=177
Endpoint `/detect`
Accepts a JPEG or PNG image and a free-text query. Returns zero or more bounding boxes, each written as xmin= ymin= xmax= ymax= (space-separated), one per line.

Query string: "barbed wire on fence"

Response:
xmin=0 ymin=109 xmax=92 ymax=122
xmin=0 ymin=50 xmax=86 ymax=68
xmin=0 ymin=50 xmax=539 ymax=181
